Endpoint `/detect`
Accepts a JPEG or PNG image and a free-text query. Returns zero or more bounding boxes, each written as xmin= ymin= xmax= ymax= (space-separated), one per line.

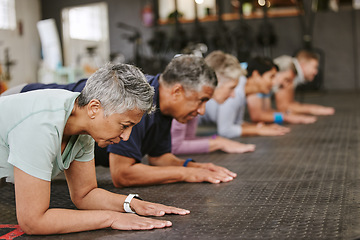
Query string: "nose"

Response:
xmin=197 ymin=102 xmax=206 ymax=115
xmin=120 ymin=127 xmax=132 ymax=141
xmin=113 ymin=136 xmax=121 ymax=144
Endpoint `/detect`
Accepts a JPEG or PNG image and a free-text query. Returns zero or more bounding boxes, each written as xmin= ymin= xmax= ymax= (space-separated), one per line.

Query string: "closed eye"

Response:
xmin=200 ymin=98 xmax=209 ymax=103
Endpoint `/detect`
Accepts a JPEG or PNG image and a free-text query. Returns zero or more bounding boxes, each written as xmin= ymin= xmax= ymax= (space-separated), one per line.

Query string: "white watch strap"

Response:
xmin=124 ymin=194 xmax=139 ymax=213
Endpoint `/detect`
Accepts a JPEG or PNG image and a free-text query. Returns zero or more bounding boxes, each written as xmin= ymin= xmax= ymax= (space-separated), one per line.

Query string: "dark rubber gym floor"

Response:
xmin=1 ymin=91 xmax=359 ymax=239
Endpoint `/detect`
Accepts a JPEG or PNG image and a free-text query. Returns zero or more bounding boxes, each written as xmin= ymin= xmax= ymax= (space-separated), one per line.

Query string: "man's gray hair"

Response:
xmin=274 ymin=55 xmax=297 ymax=74
xmin=77 ymin=63 xmax=155 ymax=116
xmin=160 ymin=55 xmax=217 ymax=92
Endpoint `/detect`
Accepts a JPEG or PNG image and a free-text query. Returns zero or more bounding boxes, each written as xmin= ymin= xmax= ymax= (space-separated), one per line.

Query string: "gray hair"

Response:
xmin=77 ymin=63 xmax=155 ymax=116
xmin=273 ymin=55 xmax=297 ymax=74
xmin=160 ymin=55 xmax=217 ymax=93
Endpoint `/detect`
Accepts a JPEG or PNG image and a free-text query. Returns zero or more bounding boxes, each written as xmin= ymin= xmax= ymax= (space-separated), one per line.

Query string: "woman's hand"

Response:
xmin=216 ymin=136 xmax=256 ymax=153
xmin=256 ymin=122 xmax=290 ymax=136
xmin=110 ymin=212 xmax=172 ymax=230
xmin=130 ymin=199 xmax=190 ymax=216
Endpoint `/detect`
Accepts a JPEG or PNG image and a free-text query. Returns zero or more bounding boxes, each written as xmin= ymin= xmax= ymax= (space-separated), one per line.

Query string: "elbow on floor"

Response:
xmin=18 ymin=218 xmax=51 ymax=235
xmin=218 ymin=129 xmax=239 ymax=139
xmin=112 ymin=177 xmax=129 ymax=188
xmin=249 ymin=115 xmax=263 ymax=123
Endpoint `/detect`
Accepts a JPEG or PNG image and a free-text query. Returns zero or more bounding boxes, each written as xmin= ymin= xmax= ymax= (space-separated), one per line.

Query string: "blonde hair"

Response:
xmin=205 ymin=51 xmax=246 ymax=82
xmin=274 ymin=55 xmax=297 ymax=74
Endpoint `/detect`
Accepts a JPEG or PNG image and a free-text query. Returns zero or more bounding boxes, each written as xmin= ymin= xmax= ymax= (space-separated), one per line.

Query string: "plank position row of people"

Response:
xmin=0 ymin=50 xmax=334 ymax=235
xmin=172 ymin=50 xmax=334 ymax=154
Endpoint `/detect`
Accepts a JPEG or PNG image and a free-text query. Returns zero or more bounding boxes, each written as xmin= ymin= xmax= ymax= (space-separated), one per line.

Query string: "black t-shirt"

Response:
xmin=107 ymin=74 xmax=173 ymax=162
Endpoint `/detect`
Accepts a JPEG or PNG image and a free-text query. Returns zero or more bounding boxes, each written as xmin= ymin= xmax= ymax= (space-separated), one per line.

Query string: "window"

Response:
xmin=61 ymin=2 xmax=109 ymax=70
xmin=0 ymin=0 xmax=16 ymax=30
xmin=64 ymin=2 xmax=108 ymax=41
xmin=158 ymin=0 xmax=215 ymax=21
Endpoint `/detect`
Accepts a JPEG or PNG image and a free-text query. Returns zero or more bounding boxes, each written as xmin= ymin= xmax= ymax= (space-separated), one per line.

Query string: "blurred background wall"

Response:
xmin=1 ymin=0 xmax=359 ymax=91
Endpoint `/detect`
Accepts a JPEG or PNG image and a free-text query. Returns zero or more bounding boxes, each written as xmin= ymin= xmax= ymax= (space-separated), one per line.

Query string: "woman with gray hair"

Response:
xmin=0 ymin=63 xmax=189 ymax=235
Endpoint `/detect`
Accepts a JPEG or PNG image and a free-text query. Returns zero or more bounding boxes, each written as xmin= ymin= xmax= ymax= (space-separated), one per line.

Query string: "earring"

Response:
xmin=91 ymin=116 xmax=95 ymax=119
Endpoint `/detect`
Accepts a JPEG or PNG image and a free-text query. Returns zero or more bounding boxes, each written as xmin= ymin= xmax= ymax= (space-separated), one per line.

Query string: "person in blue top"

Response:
xmin=0 ymin=63 xmax=190 ymax=235
xmin=8 ymin=55 xmax=237 ymax=188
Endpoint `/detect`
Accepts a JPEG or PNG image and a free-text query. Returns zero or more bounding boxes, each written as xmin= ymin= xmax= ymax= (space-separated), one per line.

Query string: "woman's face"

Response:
xmin=212 ymin=77 xmax=239 ymax=104
xmin=90 ymin=108 xmax=144 ymax=148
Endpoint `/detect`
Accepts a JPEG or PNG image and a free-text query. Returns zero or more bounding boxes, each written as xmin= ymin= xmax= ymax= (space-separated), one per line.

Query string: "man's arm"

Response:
xmin=247 ymin=94 xmax=276 ymax=123
xmin=275 ymin=83 xmax=334 ymax=116
xmin=287 ymin=102 xmax=335 ymax=116
xmin=247 ymin=94 xmax=317 ymax=124
xmin=109 ymin=153 xmax=236 ymax=187
xmin=275 ymin=83 xmax=295 ymax=112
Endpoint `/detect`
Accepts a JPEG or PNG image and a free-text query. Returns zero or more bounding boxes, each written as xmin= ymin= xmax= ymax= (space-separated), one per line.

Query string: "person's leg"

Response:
xmin=0 ymin=83 xmax=26 ymax=96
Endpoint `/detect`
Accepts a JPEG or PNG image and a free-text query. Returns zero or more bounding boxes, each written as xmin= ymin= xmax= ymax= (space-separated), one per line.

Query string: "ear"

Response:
xmin=87 ymin=99 xmax=101 ymax=119
xmin=252 ymin=70 xmax=260 ymax=79
xmin=170 ymin=83 xmax=185 ymax=100
xmin=253 ymin=70 xmax=266 ymax=84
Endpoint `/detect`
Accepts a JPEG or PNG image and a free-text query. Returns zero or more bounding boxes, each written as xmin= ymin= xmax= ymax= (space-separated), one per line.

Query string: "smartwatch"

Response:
xmin=183 ymin=158 xmax=195 ymax=167
xmin=124 ymin=194 xmax=142 ymax=213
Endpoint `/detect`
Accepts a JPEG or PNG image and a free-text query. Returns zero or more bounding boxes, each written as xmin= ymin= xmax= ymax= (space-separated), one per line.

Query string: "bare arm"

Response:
xmin=247 ymin=94 xmax=276 ymax=123
xmin=14 ymin=166 xmax=114 ymax=235
xmin=14 ymin=160 xmax=188 ymax=235
xmin=65 ymin=159 xmax=188 ymax=216
xmin=209 ymin=136 xmax=256 ymax=153
xmin=275 ymin=84 xmax=334 ymax=115
xmin=287 ymin=102 xmax=335 ymax=115
xmin=109 ymin=153 xmax=236 ymax=187
xmin=241 ymin=122 xmax=290 ymax=136
xmin=247 ymin=94 xmax=317 ymax=124
xmin=275 ymin=84 xmax=294 ymax=112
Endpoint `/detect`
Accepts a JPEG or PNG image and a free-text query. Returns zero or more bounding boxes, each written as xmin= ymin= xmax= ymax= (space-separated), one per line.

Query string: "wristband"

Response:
xmin=211 ymin=134 xmax=217 ymax=139
xmin=183 ymin=158 xmax=195 ymax=167
xmin=273 ymin=112 xmax=284 ymax=124
xmin=124 ymin=194 xmax=141 ymax=213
